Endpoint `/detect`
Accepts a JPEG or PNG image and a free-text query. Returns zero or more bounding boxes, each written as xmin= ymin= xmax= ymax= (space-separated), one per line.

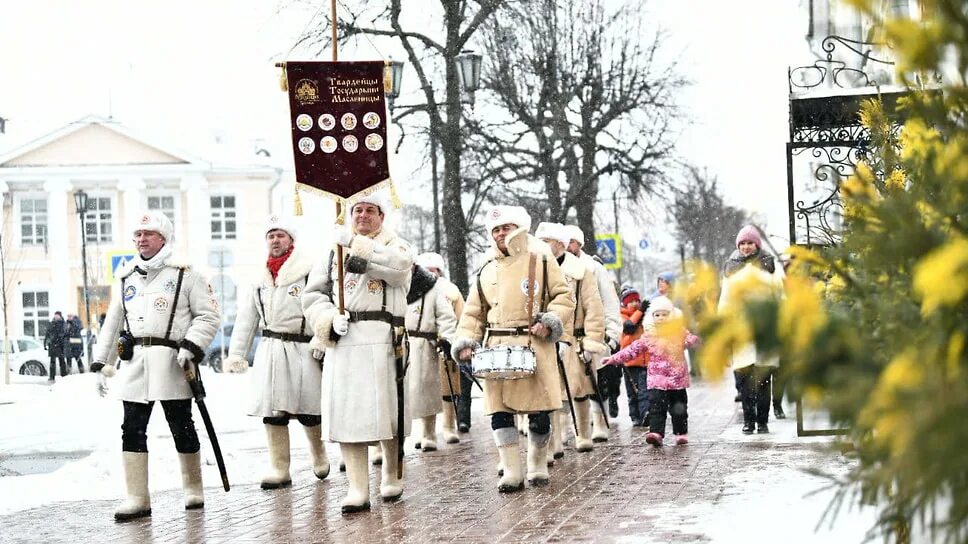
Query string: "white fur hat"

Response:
xmin=350 ymin=189 xmax=393 ymax=214
xmin=483 ymin=205 xmax=531 ymax=233
xmin=650 ymin=295 xmax=675 ymax=316
xmin=564 ymin=224 xmax=585 ymax=247
xmin=133 ymin=210 xmax=174 ymax=242
xmin=535 ymin=222 xmax=569 ymax=245
xmin=416 ymin=252 xmax=446 ymax=272
xmin=265 ymin=214 xmax=298 ymax=241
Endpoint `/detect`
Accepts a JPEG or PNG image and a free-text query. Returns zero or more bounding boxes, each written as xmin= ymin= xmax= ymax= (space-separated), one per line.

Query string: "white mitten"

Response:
xmin=333 ymin=229 xmax=354 ymax=247
xmin=224 ymin=356 xmax=249 ymax=374
xmin=95 ymin=372 xmax=109 ymax=397
xmin=176 ymin=348 xmax=194 ymax=369
xmin=332 ymin=312 xmax=350 ymax=336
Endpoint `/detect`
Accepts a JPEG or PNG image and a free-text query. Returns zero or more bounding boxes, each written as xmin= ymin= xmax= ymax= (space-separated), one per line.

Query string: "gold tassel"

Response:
xmin=335 ymin=199 xmax=346 ymax=225
xmin=384 ymin=62 xmax=393 ymax=94
xmin=279 ymin=64 xmax=288 ymax=92
xmin=388 ymin=180 xmax=403 ymax=209
xmin=293 ymin=184 xmax=303 ymax=216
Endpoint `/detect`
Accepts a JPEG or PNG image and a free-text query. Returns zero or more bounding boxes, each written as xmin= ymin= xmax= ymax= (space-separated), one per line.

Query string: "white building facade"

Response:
xmin=0 ymin=116 xmax=294 ymax=340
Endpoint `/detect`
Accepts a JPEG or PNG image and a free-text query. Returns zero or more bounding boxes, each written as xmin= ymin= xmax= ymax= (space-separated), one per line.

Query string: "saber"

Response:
xmin=441 ymin=351 xmax=461 ymax=417
xmin=582 ymin=354 xmax=611 ymax=430
xmin=556 ymin=347 xmax=579 ymax=436
xmin=185 ymin=361 xmax=230 ymax=492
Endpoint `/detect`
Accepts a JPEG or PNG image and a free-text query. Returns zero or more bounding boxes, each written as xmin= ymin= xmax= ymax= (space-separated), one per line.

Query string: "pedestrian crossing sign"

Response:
xmin=594 ymin=234 xmax=622 ymax=270
xmin=105 ymin=250 xmax=138 ymax=283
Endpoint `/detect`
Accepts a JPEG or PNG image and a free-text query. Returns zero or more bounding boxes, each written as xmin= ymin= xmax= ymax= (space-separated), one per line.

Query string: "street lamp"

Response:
xmin=73 ymin=190 xmax=94 ymax=371
xmin=385 ymin=59 xmax=405 ymax=107
xmin=456 ymin=49 xmax=483 ymax=105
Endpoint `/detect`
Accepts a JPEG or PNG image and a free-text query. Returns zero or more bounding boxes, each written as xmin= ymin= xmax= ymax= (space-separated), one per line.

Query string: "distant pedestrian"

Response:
xmin=43 ymin=311 xmax=68 ymax=380
xmin=719 ymin=225 xmax=782 ymax=434
xmin=65 ymin=314 xmax=85 ymax=373
xmin=603 ymin=296 xmax=700 ymax=446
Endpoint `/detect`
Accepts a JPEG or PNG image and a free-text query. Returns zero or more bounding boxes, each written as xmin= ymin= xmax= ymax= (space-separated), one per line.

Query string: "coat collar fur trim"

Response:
xmin=262 ymin=245 xmax=313 ymax=287
xmin=407 ymin=265 xmax=438 ymax=304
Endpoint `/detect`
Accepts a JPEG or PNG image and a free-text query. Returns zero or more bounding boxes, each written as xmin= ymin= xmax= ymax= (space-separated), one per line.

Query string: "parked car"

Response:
xmin=204 ymin=324 xmax=260 ymax=373
xmin=3 ymin=336 xmax=50 ymax=376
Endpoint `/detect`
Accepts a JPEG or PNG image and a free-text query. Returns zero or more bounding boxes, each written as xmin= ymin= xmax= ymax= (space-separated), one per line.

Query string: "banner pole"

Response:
xmin=332 ymin=0 xmax=346 ymax=314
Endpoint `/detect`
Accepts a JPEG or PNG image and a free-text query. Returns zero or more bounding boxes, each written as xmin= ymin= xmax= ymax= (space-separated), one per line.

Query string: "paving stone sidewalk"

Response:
xmin=1 ymin=380 xmax=852 ymax=544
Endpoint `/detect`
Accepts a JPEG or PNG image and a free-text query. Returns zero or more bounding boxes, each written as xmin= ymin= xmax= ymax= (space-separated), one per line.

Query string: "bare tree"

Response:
xmin=465 ymin=0 xmax=685 ymax=242
xmin=295 ymin=0 xmax=506 ymax=293
xmin=670 ymin=166 xmax=754 ymax=267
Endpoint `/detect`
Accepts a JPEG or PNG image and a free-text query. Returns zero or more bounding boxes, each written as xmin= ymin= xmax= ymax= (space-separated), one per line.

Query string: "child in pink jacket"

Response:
xmin=602 ymin=296 xmax=700 ymax=446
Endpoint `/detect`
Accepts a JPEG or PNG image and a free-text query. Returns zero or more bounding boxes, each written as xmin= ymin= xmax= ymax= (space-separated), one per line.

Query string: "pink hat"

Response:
xmin=735 ymin=225 xmax=762 ymax=249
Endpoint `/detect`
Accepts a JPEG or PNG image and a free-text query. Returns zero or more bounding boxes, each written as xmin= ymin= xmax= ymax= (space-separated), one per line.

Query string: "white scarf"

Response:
xmin=137 ymin=244 xmax=173 ymax=271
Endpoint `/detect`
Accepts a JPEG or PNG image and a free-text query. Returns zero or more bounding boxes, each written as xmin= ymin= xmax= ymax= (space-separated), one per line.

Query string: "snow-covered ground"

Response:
xmin=0 ymin=368 xmax=315 ymax=515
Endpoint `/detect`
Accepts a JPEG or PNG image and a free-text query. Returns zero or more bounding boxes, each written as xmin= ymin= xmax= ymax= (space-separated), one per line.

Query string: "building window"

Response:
xmin=19 ymin=198 xmax=48 ymax=246
xmin=210 ymin=195 xmax=236 ymax=240
xmin=147 ymin=195 xmax=176 ymax=222
xmin=22 ymin=290 xmax=50 ymax=338
xmin=84 ymin=197 xmax=113 ymax=243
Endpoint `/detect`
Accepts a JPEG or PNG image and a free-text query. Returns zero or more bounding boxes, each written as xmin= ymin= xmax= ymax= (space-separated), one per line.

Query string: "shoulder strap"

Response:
xmin=415 ymin=292 xmax=428 ymax=332
xmin=300 ymin=273 xmax=309 ymax=336
xmin=475 ymin=259 xmax=494 ymax=316
xmin=256 ymin=286 xmax=267 ymax=326
xmin=527 ymin=253 xmax=537 ymax=348
xmin=164 ymin=268 xmax=186 ymax=341
xmin=120 ymin=276 xmax=133 ymax=333
xmin=541 ymin=255 xmax=549 ymax=312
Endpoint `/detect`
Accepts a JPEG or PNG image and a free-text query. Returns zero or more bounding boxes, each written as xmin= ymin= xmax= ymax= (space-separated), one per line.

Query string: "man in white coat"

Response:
xmin=565 ymin=225 xmax=622 ymax=441
xmin=416 ymin=252 xmax=465 ymax=444
xmin=405 ymin=260 xmax=458 ymax=452
xmin=224 ymin=215 xmax=329 ymax=489
xmin=91 ymin=211 xmax=220 ymax=522
xmin=302 ymin=191 xmax=413 ymax=513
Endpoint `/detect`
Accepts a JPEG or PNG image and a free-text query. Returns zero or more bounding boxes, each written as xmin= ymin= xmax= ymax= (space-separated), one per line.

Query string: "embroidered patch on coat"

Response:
xmin=411 ymin=304 xmax=422 ymax=315
xmin=123 ymin=285 xmax=137 ymax=301
xmin=367 ymin=280 xmax=383 ymax=294
xmin=520 ymin=279 xmax=540 ymax=296
xmin=287 ymin=283 xmax=302 ymax=297
xmin=345 ymin=279 xmax=359 ymax=293
xmin=164 ymin=279 xmax=177 ymax=293
xmin=153 ymin=297 xmax=170 ymax=312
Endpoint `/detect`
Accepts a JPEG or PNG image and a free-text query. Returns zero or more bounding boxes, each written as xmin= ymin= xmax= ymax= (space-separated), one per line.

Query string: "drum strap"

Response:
xmin=526 ymin=253 xmax=536 ymax=350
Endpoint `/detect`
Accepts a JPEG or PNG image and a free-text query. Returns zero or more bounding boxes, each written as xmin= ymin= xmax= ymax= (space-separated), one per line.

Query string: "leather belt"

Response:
xmin=262 ymin=329 xmax=312 ymax=343
xmin=407 ymin=330 xmax=436 ymax=340
xmin=135 ymin=337 xmax=178 ymax=349
xmin=486 ymin=326 xmax=530 ymax=337
xmin=348 ymin=310 xmax=404 ymax=327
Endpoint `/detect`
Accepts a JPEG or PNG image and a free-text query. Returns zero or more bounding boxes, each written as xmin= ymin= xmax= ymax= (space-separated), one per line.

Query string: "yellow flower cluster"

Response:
xmin=859 ymin=351 xmax=923 ymax=459
xmin=779 ymin=275 xmax=828 ymax=353
xmin=913 ymin=236 xmax=968 ymax=316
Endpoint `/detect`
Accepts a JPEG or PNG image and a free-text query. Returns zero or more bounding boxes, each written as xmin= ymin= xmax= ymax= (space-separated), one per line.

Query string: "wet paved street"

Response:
xmin=1 ymin=380 xmax=854 ymax=543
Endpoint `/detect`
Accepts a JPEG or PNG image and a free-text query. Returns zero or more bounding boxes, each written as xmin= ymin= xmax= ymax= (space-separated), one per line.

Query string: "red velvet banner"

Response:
xmin=285 ymin=61 xmax=390 ymax=200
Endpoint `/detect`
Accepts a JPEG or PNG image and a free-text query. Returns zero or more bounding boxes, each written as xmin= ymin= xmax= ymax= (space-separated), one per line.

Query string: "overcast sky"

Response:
xmin=0 ymin=0 xmax=810 ymax=254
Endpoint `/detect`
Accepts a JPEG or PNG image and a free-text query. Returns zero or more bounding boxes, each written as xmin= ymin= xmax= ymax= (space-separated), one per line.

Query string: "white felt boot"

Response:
xmin=494 ymin=428 xmax=524 ymax=493
xmin=261 ymin=425 xmax=292 ymax=489
xmin=370 ymin=444 xmax=383 ymax=465
xmin=591 ymin=401 xmax=610 ymax=442
xmin=548 ymin=410 xmax=563 ymax=466
xmin=114 ymin=452 xmax=151 ymax=522
xmin=179 ymin=452 xmax=204 ymax=510
xmin=441 ymin=401 xmax=460 ymax=444
xmin=380 ymin=439 xmax=404 ymax=501
xmin=304 ymin=425 xmax=330 ymax=480
xmin=527 ymin=431 xmax=551 ymax=486
xmin=575 ymin=399 xmax=594 ymax=452
xmin=339 ymin=443 xmax=370 ymax=513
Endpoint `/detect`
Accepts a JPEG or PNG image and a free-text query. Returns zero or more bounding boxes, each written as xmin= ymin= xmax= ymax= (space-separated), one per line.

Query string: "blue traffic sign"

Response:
xmin=594 ymin=234 xmax=622 ymax=269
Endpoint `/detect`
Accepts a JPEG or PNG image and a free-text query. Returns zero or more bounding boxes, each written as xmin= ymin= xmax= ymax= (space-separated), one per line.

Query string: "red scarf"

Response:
xmin=267 ymin=245 xmax=294 ymax=281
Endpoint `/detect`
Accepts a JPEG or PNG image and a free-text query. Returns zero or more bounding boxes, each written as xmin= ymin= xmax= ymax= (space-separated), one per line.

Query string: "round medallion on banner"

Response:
xmin=318 ymin=114 xmax=335 ymax=131
xmin=342 ymin=135 xmax=359 ymax=153
xmin=363 ymin=112 xmax=381 ymax=129
xmin=296 ymin=114 xmax=313 ymax=132
xmin=320 ymin=136 xmax=338 ymax=154
xmin=341 ymin=113 xmax=357 ymax=130
xmin=298 ymin=137 xmax=315 ymax=154
xmin=364 ymin=133 xmax=384 ymax=151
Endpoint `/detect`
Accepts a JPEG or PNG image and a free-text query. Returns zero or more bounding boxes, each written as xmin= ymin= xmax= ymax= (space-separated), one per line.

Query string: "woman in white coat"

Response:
xmin=225 ymin=216 xmax=329 ymax=489
xmin=405 ymin=263 xmax=458 ymax=452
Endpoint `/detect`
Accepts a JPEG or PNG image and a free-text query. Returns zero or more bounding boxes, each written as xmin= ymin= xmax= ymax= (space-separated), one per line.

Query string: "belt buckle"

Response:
xmin=142 ymin=338 xmax=153 ymax=347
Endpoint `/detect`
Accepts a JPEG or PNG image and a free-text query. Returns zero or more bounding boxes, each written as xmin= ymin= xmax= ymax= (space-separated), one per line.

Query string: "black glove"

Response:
xmin=623 ymin=320 xmax=637 ymax=335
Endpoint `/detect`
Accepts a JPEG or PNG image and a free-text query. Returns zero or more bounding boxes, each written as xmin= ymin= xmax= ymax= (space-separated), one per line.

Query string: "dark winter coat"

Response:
xmin=66 ymin=317 xmax=84 ymax=358
xmin=43 ymin=319 xmax=67 ymax=356
xmin=722 ymin=249 xmax=775 ymax=278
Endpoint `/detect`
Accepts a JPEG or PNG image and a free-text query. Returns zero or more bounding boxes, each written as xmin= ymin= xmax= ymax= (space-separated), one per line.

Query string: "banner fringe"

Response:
xmin=279 ymin=64 xmax=288 ymax=92
xmin=293 ymin=184 xmax=303 ymax=216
